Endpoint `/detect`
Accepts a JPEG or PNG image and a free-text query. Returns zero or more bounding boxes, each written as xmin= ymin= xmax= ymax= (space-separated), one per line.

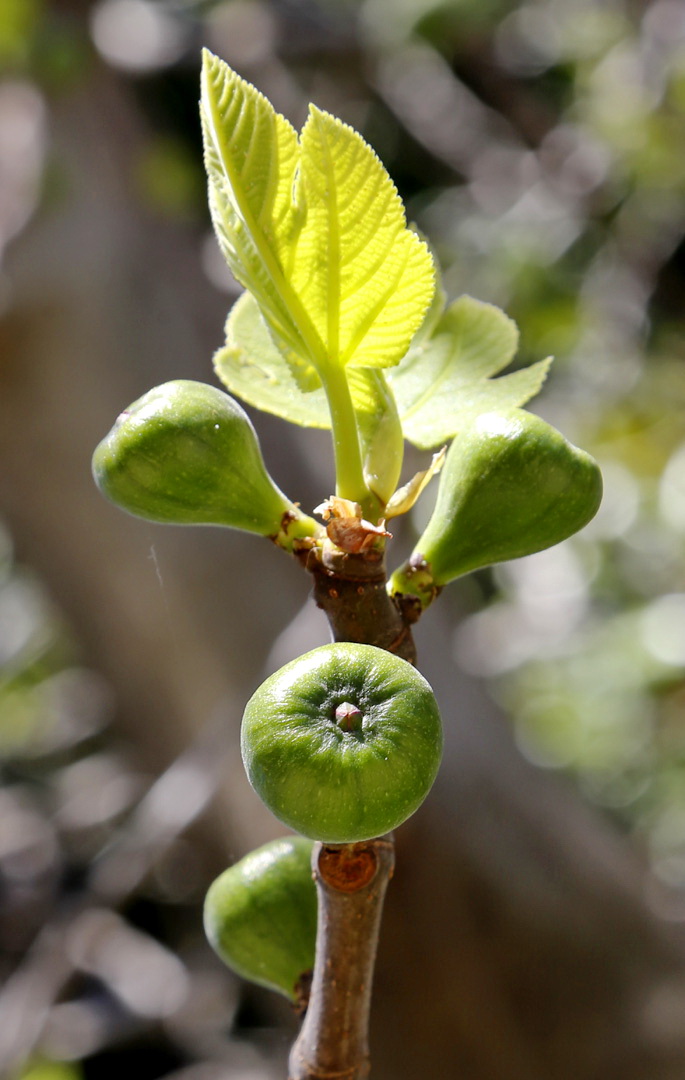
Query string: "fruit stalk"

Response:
xmin=288 ymin=838 xmax=395 ymax=1080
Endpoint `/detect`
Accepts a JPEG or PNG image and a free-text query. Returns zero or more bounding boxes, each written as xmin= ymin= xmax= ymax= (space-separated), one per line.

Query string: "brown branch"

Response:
xmin=285 ymin=544 xmax=419 ymax=1077
xmin=289 ymin=838 xmax=396 ymax=1080
xmin=300 ymin=544 xmax=417 ymax=663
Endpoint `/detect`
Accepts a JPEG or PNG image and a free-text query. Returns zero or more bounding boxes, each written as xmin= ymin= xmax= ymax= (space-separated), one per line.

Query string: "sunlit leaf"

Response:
xmin=389 ymin=295 xmax=553 ymax=450
xmin=201 ymin=50 xmax=317 ymax=366
xmin=403 ymin=235 xmax=447 ymax=354
xmin=294 ymin=106 xmax=435 ymax=371
xmin=202 ymin=52 xmax=434 ymax=384
xmin=202 ymin=51 xmax=435 ymax=509
xmin=214 ymin=292 xmax=329 ymax=428
xmin=215 ymin=294 xmax=404 ymax=503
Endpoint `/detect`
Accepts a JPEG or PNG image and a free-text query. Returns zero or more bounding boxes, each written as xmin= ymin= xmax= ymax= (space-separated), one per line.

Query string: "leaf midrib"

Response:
xmin=312 ymin=109 xmax=341 ymax=366
xmin=204 ymin=66 xmax=330 ymax=376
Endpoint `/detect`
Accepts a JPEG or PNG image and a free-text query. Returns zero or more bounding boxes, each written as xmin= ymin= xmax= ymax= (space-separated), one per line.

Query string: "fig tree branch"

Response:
xmin=285 ymin=543 xmax=417 ymax=1078
xmin=288 ymin=838 xmax=395 ymax=1080
xmin=299 ymin=545 xmax=418 ymax=664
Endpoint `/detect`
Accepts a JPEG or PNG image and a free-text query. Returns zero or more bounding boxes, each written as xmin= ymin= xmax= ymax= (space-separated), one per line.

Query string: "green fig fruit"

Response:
xmin=92 ymin=380 xmax=319 ymax=547
xmin=204 ymin=836 xmax=317 ymax=1004
xmin=390 ymin=409 xmax=602 ymax=607
xmin=241 ymin=643 xmax=443 ymax=844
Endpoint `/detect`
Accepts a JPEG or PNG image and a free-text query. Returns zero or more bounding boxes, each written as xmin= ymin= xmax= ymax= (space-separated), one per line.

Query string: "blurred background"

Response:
xmin=2 ymin=1 xmax=685 ymax=1078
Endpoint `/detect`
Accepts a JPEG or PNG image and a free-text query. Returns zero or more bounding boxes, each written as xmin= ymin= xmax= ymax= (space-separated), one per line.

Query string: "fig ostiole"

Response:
xmin=204 ymin=836 xmax=317 ymax=1005
xmin=241 ymin=643 xmax=443 ymax=844
xmin=92 ymin=380 xmax=320 ymax=549
xmin=389 ymin=409 xmax=602 ymax=606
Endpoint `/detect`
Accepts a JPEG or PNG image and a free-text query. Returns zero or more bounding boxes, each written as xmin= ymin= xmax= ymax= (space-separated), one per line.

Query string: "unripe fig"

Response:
xmin=92 ymin=380 xmax=319 ymax=545
xmin=241 ymin=643 xmax=443 ymax=844
xmin=390 ymin=409 xmax=602 ymax=606
xmin=204 ymin=836 xmax=317 ymax=1005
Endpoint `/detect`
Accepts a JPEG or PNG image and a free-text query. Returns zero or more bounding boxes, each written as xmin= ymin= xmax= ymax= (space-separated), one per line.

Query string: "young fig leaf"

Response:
xmin=202 ymin=50 xmax=434 ymax=511
xmin=214 ymin=292 xmax=330 ymax=429
xmin=200 ymin=51 xmax=308 ymax=364
xmin=295 ymin=105 xmax=435 ymax=373
xmin=216 ymin=294 xmax=404 ymax=508
xmin=204 ymin=836 xmax=317 ymax=1006
xmin=389 ymin=410 xmax=602 ymax=607
xmin=92 ymin=380 xmax=319 ymax=550
xmin=202 ymin=50 xmax=435 ymax=380
xmin=388 ymin=296 xmax=552 ymax=450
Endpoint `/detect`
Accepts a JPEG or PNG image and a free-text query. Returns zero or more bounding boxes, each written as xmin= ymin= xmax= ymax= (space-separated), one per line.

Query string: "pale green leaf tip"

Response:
xmin=201 ymin=47 xmax=219 ymax=84
xmin=200 ymin=48 xmax=218 ymax=113
xmin=306 ymin=101 xmax=354 ymax=135
xmin=527 ymin=354 xmax=554 ymax=394
xmin=449 ymin=294 xmax=520 ymax=343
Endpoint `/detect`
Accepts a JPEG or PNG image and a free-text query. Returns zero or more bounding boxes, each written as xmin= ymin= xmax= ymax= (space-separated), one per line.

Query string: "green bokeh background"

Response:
xmin=2 ymin=2 xmax=685 ymax=1078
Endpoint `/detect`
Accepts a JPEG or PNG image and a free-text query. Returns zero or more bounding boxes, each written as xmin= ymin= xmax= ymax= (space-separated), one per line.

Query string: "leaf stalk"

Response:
xmin=321 ymin=364 xmax=377 ymax=519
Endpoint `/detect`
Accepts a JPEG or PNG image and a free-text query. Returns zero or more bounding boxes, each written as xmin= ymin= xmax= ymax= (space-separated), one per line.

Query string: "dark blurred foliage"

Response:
xmin=2 ymin=1 xmax=685 ymax=1078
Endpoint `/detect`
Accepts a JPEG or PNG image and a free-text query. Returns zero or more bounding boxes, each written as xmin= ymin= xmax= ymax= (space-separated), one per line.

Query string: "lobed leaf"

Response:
xmin=214 ymin=295 xmax=403 ymax=503
xmin=202 ymin=51 xmax=435 ymax=509
xmin=214 ymin=292 xmax=329 ymax=428
xmin=202 ymin=52 xmax=434 ymax=385
xmin=202 ymin=54 xmax=551 ymax=503
xmin=293 ymin=106 xmax=435 ymax=372
xmin=389 ymin=296 xmax=553 ymax=450
xmin=201 ymin=50 xmax=321 ymax=367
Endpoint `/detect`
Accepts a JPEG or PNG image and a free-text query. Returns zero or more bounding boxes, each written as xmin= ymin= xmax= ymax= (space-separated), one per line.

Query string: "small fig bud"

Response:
xmin=204 ymin=836 xmax=317 ymax=1005
xmin=241 ymin=642 xmax=443 ymax=843
xmin=390 ymin=409 xmax=602 ymax=605
xmin=92 ymin=380 xmax=319 ymax=544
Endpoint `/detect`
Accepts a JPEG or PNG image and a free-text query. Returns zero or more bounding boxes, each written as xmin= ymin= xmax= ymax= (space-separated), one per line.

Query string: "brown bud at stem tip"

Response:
xmin=335 ymin=702 xmax=363 ymax=731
